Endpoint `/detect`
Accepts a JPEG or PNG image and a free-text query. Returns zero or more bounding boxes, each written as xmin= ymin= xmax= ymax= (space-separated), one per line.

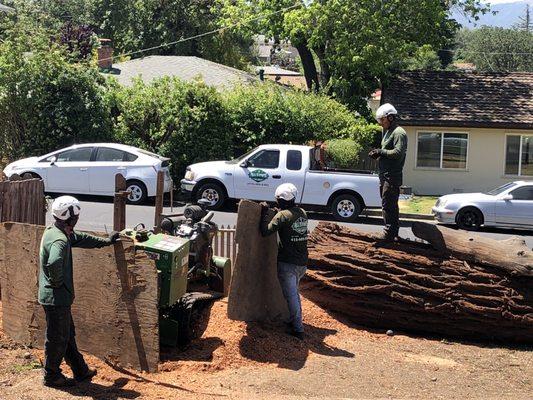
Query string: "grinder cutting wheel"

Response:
xmin=121 ymin=199 xmax=231 ymax=347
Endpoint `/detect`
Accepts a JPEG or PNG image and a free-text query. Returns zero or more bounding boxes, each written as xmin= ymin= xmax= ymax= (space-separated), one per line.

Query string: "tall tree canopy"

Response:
xmin=220 ymin=0 xmax=489 ymax=114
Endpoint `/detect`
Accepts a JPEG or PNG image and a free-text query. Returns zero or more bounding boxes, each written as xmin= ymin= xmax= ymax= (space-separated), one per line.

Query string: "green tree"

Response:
xmin=220 ymin=0 xmax=489 ymax=114
xmin=403 ymin=45 xmax=442 ymax=71
xmin=0 ymin=29 xmax=112 ymax=161
xmin=455 ymin=27 xmax=533 ymax=72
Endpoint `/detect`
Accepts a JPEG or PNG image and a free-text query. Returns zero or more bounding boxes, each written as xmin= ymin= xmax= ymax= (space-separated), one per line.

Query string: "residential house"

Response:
xmin=103 ymin=54 xmax=256 ymax=90
xmin=257 ymin=66 xmax=307 ymax=89
xmin=382 ymin=71 xmax=533 ymax=195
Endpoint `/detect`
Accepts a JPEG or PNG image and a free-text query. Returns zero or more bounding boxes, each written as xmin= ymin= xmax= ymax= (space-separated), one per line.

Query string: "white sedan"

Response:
xmin=432 ymin=181 xmax=533 ymax=230
xmin=3 ymin=143 xmax=173 ymax=204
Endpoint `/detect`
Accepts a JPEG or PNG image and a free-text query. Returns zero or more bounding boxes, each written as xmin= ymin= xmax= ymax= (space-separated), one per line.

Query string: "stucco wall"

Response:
xmin=403 ymin=126 xmax=533 ymax=195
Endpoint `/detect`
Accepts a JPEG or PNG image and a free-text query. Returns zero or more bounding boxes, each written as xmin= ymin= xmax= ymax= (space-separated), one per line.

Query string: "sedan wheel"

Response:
xmin=456 ymin=208 xmax=482 ymax=231
xmin=126 ymin=181 xmax=147 ymax=205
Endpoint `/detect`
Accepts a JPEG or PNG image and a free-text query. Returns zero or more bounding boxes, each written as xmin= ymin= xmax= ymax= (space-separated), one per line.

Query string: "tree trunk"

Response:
xmin=313 ymin=44 xmax=331 ymax=87
xmin=305 ymin=222 xmax=533 ymax=344
xmin=295 ymin=43 xmax=320 ymax=91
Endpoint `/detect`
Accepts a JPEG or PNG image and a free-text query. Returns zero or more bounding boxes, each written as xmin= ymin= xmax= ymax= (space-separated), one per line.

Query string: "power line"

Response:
xmin=438 ymin=49 xmax=533 ymax=56
xmin=99 ymin=3 xmax=302 ymax=63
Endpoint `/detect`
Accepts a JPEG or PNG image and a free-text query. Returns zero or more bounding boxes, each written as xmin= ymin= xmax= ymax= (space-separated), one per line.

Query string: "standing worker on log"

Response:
xmin=260 ymin=183 xmax=309 ymax=340
xmin=39 ymin=196 xmax=119 ymax=387
xmin=369 ymin=103 xmax=408 ymax=241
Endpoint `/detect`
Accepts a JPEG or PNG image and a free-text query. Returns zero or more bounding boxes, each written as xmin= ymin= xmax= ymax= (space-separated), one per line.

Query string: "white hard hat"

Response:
xmin=275 ymin=183 xmax=298 ymax=201
xmin=376 ymin=103 xmax=398 ymax=120
xmin=51 ymin=196 xmax=81 ymax=220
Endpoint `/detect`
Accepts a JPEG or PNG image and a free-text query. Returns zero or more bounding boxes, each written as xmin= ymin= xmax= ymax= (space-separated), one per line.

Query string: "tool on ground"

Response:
xmin=121 ymin=199 xmax=231 ymax=347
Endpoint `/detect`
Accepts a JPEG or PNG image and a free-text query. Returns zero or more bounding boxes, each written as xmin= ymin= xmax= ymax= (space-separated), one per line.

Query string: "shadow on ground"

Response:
xmin=239 ymin=322 xmax=354 ymax=371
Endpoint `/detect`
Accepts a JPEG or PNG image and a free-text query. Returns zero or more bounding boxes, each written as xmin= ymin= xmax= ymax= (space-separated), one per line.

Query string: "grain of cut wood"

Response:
xmin=306 ymin=222 xmax=533 ymax=344
xmin=0 ymin=222 xmax=160 ymax=371
xmin=227 ymin=200 xmax=289 ymax=322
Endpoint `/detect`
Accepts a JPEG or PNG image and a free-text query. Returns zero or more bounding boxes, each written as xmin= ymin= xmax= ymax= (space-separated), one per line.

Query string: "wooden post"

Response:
xmin=154 ymin=170 xmax=165 ymax=233
xmin=113 ymin=174 xmax=127 ymax=232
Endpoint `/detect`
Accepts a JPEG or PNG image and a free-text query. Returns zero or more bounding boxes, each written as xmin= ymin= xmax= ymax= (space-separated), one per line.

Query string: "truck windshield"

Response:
xmin=226 ymin=147 xmax=258 ymax=164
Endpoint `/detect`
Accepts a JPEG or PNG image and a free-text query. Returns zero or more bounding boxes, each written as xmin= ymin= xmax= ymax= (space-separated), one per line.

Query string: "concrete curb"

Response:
xmin=363 ymin=209 xmax=434 ymax=221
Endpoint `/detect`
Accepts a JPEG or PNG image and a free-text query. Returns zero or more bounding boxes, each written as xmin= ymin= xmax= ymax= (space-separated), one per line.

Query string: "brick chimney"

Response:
xmin=97 ymin=38 xmax=113 ymax=69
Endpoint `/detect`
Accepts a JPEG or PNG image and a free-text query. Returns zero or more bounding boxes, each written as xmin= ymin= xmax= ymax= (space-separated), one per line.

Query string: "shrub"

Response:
xmin=109 ymin=77 xmax=233 ymax=178
xmin=0 ymin=35 xmax=112 ymax=161
xmin=323 ymin=139 xmax=362 ymax=169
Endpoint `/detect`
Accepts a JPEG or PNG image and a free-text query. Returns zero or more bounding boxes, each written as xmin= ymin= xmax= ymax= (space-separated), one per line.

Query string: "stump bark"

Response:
xmin=227 ymin=200 xmax=289 ymax=322
xmin=306 ymin=222 xmax=533 ymax=344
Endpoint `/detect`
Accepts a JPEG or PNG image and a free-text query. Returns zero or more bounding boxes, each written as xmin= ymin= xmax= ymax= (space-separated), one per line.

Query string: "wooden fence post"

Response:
xmin=154 ymin=171 xmax=165 ymax=233
xmin=113 ymin=174 xmax=127 ymax=232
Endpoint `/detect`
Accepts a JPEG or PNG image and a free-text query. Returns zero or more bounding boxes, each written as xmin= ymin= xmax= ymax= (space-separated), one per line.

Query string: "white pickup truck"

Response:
xmin=181 ymin=144 xmax=381 ymax=222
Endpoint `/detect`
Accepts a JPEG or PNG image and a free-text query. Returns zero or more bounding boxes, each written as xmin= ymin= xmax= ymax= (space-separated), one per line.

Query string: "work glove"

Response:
xmin=368 ymin=149 xmax=381 ymax=159
xmin=108 ymin=231 xmax=120 ymax=244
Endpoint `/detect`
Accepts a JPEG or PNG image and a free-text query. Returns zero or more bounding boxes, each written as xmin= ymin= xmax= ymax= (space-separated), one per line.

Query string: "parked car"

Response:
xmin=3 ymin=143 xmax=173 ymax=205
xmin=432 ymin=181 xmax=533 ymax=230
xmin=181 ymin=144 xmax=381 ymax=222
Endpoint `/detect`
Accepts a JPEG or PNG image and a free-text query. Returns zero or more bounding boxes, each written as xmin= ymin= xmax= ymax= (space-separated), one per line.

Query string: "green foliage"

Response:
xmin=109 ymin=77 xmax=233 ymax=178
xmin=0 ymin=32 xmax=112 ymax=161
xmin=323 ymin=139 xmax=362 ymax=169
xmin=454 ymin=27 xmax=533 ymax=72
xmin=223 ymin=83 xmax=378 ymax=155
xmin=403 ymin=45 xmax=443 ymax=71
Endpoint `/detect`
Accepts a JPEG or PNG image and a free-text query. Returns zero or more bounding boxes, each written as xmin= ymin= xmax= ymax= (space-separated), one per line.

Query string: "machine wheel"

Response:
xmin=126 ymin=180 xmax=147 ymax=205
xmin=175 ymin=292 xmax=221 ymax=346
xmin=456 ymin=207 xmax=483 ymax=231
xmin=195 ymin=182 xmax=226 ymax=210
xmin=331 ymin=194 xmax=362 ymax=223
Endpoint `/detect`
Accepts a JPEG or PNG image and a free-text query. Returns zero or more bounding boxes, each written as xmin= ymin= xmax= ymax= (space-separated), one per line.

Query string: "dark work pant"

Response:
xmin=43 ymin=305 xmax=88 ymax=381
xmin=380 ymin=177 xmax=401 ymax=237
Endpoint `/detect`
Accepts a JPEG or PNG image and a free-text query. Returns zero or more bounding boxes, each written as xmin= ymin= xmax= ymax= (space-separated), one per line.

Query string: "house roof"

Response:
xmin=382 ymin=71 xmax=533 ymax=130
xmin=256 ymin=66 xmax=302 ymax=76
xmin=106 ymin=56 xmax=257 ymax=89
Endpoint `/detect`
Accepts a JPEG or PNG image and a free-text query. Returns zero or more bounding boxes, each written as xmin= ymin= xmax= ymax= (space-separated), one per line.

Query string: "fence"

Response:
xmin=0 ymin=179 xmax=46 ymax=225
xmin=213 ymin=225 xmax=238 ymax=264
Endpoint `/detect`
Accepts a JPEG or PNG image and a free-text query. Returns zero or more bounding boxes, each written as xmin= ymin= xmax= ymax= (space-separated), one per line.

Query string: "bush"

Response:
xmin=223 ymin=83 xmax=378 ymax=155
xmin=323 ymin=139 xmax=362 ymax=169
xmin=0 ymin=35 xmax=112 ymax=161
xmin=109 ymin=77 xmax=233 ymax=178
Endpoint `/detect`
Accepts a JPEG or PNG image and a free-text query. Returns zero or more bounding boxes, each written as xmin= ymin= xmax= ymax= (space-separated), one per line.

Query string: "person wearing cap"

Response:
xmin=39 ymin=196 xmax=119 ymax=387
xmin=259 ymin=183 xmax=308 ymax=340
xmin=369 ymin=103 xmax=408 ymax=241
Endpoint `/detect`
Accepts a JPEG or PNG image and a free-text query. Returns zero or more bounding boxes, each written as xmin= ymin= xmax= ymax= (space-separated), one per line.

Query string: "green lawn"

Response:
xmin=399 ymin=196 xmax=438 ymax=215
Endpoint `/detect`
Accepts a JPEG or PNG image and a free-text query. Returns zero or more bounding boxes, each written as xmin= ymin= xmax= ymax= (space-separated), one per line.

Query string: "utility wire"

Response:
xmin=98 ymin=3 xmax=302 ymax=63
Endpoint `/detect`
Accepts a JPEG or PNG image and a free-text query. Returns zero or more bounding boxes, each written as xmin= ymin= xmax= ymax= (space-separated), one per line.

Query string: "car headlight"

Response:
xmin=184 ymin=170 xmax=195 ymax=181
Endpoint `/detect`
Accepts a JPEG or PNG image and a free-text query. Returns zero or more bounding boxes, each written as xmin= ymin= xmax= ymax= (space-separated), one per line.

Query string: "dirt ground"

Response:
xmin=0 ymin=288 xmax=531 ymax=400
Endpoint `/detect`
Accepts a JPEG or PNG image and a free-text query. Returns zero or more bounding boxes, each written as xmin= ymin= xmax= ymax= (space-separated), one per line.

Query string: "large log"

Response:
xmin=412 ymin=222 xmax=533 ymax=277
xmin=0 ymin=222 xmax=160 ymax=371
xmin=227 ymin=200 xmax=289 ymax=322
xmin=306 ymin=222 xmax=533 ymax=344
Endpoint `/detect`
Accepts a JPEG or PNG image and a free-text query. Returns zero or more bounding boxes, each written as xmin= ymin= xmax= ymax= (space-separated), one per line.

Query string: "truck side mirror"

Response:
xmin=239 ymin=160 xmax=249 ymax=168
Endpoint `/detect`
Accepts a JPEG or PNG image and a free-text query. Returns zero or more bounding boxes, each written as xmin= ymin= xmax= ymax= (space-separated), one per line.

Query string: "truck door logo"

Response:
xmin=248 ymin=169 xmax=269 ymax=183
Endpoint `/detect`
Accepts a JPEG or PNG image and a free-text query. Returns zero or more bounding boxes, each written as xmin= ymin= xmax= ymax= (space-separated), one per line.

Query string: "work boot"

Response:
xmin=43 ymin=374 xmax=77 ymax=388
xmin=287 ymin=329 xmax=305 ymax=340
xmin=376 ymin=231 xmax=397 ymax=242
xmin=75 ymin=368 xmax=97 ymax=382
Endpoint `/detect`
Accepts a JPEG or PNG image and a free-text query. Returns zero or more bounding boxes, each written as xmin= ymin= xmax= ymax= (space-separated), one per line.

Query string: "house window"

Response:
xmin=416 ymin=132 xmax=468 ymax=169
xmin=505 ymin=135 xmax=533 ymax=176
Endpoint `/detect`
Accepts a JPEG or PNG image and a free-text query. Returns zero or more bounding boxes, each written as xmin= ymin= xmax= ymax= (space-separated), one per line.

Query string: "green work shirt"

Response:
xmin=260 ymin=207 xmax=309 ymax=266
xmin=378 ymin=125 xmax=408 ymax=179
xmin=38 ymin=225 xmax=112 ymax=306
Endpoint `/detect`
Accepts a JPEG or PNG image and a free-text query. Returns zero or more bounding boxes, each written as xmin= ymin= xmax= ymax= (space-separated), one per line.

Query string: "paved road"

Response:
xmin=45 ymin=195 xmax=533 ymax=248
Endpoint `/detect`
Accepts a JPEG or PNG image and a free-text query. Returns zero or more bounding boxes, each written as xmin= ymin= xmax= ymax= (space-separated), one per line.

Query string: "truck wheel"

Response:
xmin=331 ymin=194 xmax=362 ymax=223
xmin=195 ymin=182 xmax=226 ymax=210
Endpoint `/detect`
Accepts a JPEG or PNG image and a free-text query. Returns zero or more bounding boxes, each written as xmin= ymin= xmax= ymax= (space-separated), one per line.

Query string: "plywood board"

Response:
xmin=0 ymin=222 xmax=160 ymax=371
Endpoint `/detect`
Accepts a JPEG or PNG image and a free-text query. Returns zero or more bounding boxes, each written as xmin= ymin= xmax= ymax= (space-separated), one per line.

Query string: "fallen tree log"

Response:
xmin=306 ymin=222 xmax=533 ymax=344
xmin=412 ymin=222 xmax=533 ymax=277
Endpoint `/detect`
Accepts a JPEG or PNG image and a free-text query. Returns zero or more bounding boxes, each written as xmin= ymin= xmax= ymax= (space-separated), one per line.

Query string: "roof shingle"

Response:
xmin=382 ymin=71 xmax=533 ymax=130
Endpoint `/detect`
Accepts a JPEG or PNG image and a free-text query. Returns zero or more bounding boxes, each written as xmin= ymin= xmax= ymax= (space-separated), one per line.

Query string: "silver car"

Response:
xmin=432 ymin=181 xmax=533 ymax=230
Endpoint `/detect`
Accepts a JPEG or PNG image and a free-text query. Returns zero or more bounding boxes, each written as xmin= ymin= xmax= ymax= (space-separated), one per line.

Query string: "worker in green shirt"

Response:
xmin=260 ymin=183 xmax=308 ymax=340
xmin=369 ymin=103 xmax=408 ymax=241
xmin=39 ymin=196 xmax=119 ymax=387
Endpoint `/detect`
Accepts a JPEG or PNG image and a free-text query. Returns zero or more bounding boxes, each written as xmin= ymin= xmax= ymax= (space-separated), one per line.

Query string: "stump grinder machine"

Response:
xmin=121 ymin=199 xmax=231 ymax=347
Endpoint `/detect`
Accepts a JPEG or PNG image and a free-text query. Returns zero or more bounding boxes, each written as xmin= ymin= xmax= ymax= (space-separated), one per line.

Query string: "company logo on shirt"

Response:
xmin=248 ymin=169 xmax=269 ymax=183
xmin=292 ymin=217 xmax=308 ymax=236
